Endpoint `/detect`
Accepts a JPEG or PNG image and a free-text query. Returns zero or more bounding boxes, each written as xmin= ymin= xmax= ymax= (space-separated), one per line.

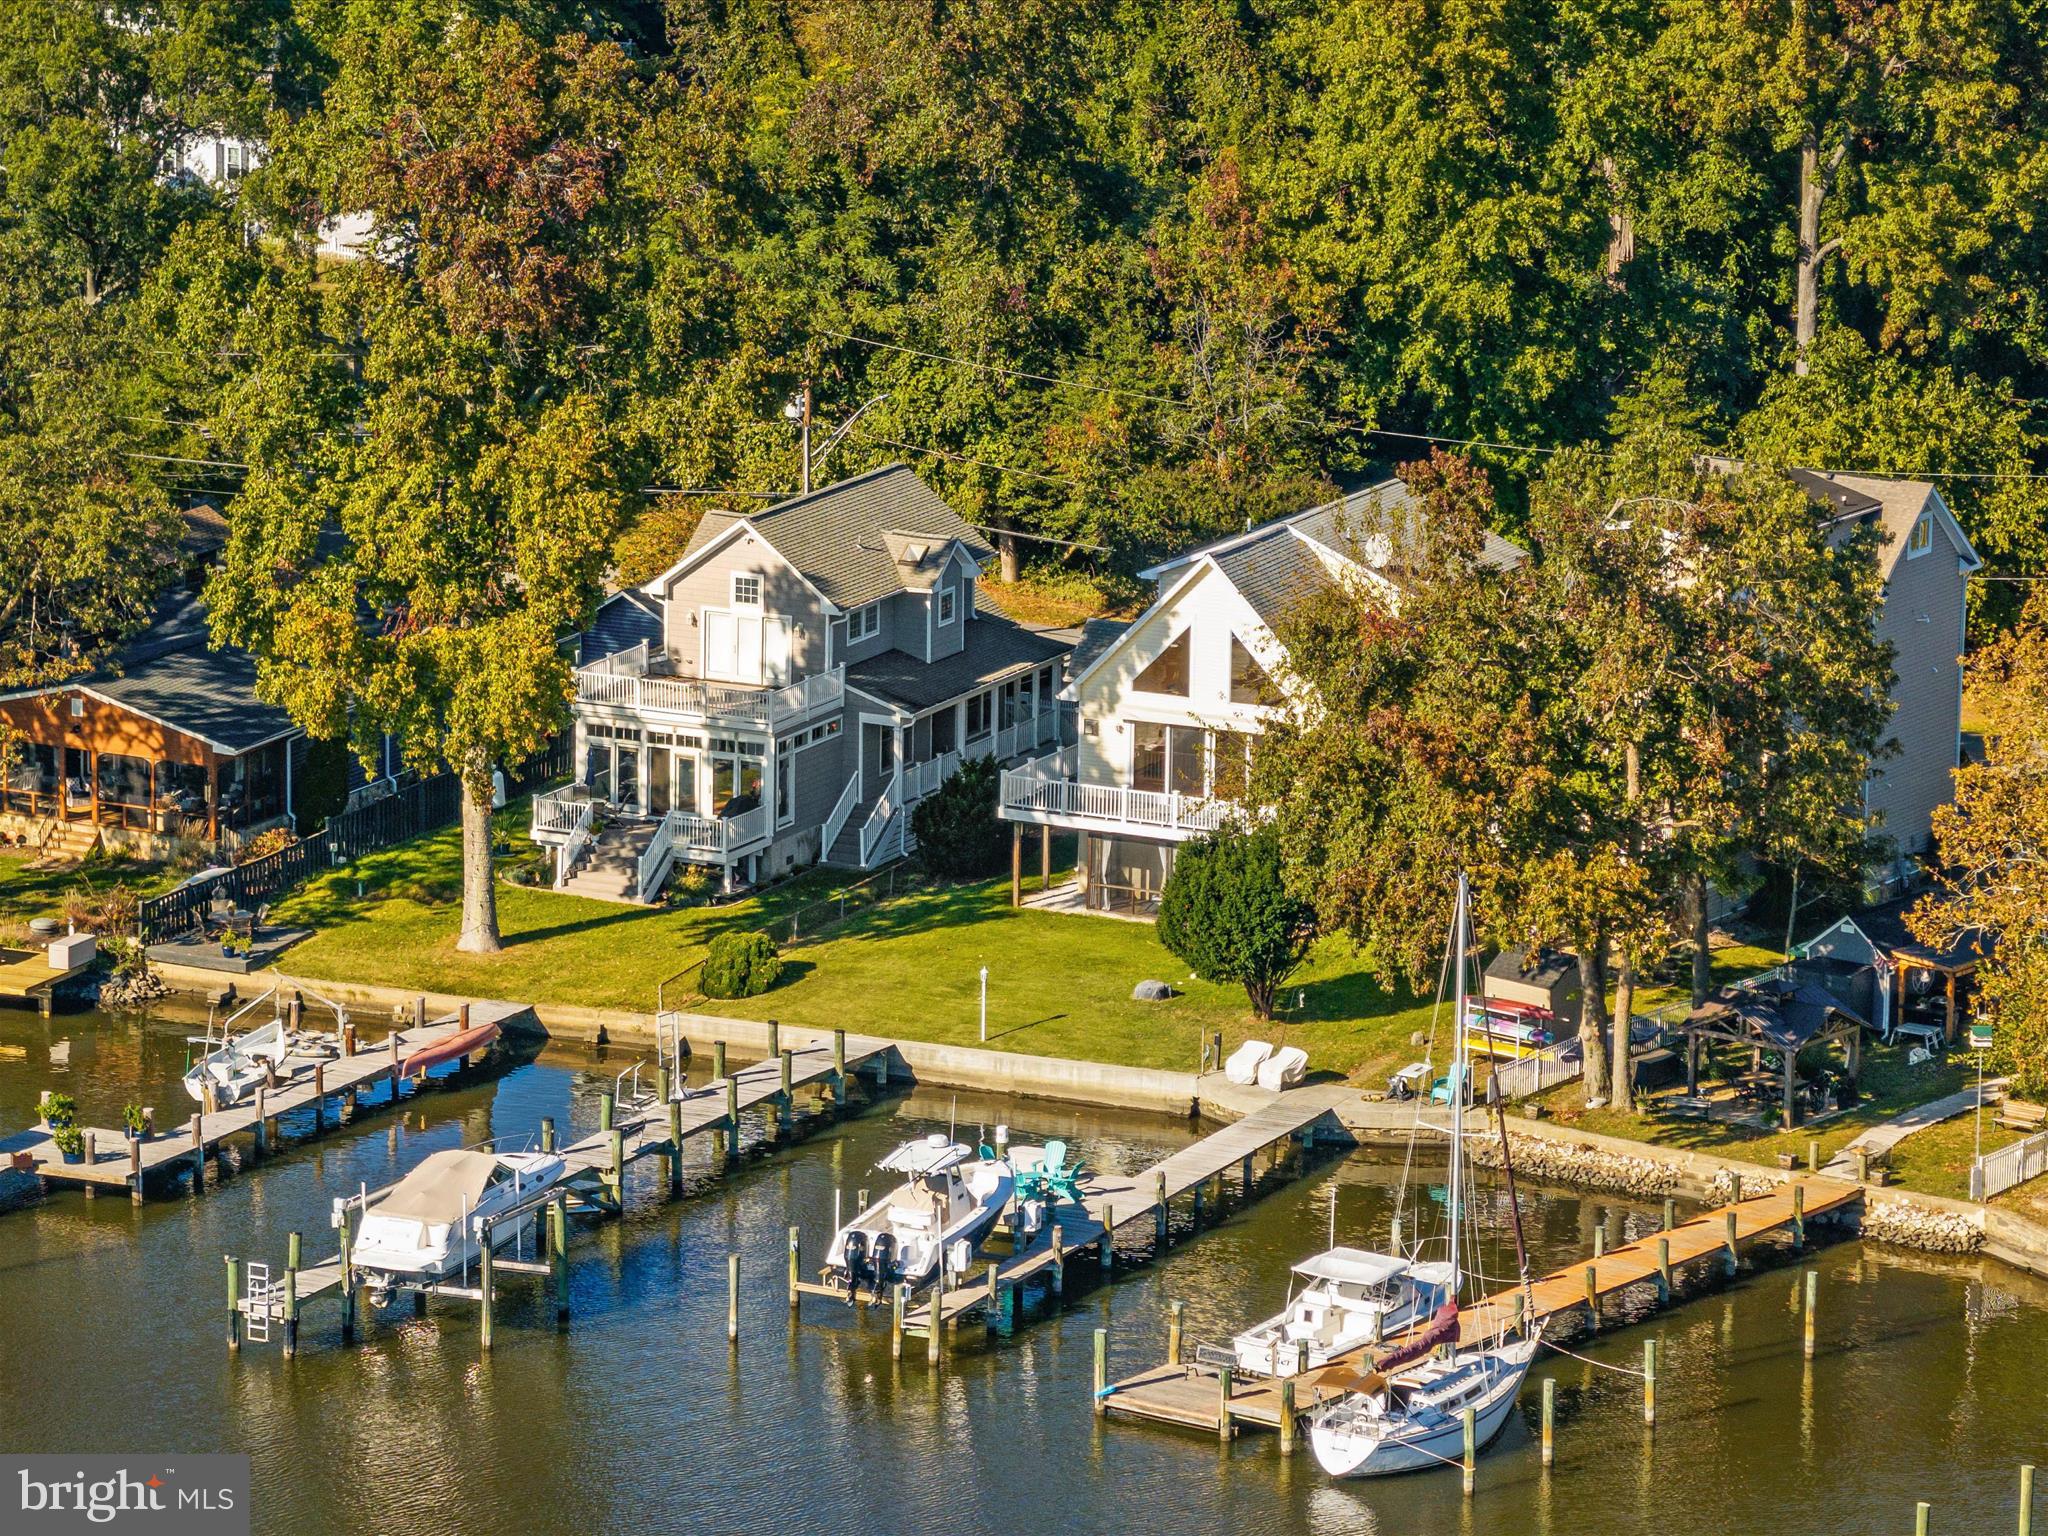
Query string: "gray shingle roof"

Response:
xmin=1210 ymin=532 xmax=1336 ymax=628
xmin=1068 ymin=618 xmax=1131 ymax=681
xmin=846 ymin=616 xmax=1072 ymax=715
xmin=86 ymin=643 xmax=299 ymax=753
xmin=734 ymin=464 xmax=995 ymax=609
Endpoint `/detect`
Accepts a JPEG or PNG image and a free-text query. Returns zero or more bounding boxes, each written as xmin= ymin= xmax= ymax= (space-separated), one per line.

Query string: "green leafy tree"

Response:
xmin=1910 ymin=589 xmax=2048 ymax=1100
xmin=1157 ymin=822 xmax=1317 ymax=1019
xmin=909 ymin=756 xmax=1008 ymax=879
xmin=209 ymin=15 xmax=639 ymax=953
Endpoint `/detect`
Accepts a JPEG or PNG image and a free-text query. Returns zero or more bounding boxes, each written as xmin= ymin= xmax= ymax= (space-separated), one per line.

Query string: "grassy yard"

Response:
xmin=1887 ymin=1113 xmax=2018 ymax=1201
xmin=0 ymin=848 xmax=182 ymax=939
xmin=264 ymin=801 xmax=1433 ymax=1077
xmin=1534 ymin=1046 xmax=1974 ymax=1179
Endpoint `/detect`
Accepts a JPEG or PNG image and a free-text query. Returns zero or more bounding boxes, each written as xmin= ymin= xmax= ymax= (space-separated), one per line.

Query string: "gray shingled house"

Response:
xmin=532 ymin=465 xmax=1074 ymax=901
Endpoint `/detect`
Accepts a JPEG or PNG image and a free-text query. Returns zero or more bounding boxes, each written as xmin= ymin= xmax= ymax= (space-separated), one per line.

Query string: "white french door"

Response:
xmin=702 ymin=609 xmax=792 ymax=685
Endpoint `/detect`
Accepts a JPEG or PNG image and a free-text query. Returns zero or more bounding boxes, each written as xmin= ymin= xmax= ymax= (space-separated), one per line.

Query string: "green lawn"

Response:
xmin=265 ymin=801 xmax=1432 ymax=1078
xmin=1887 ymin=1112 xmax=2018 ymax=1201
xmin=1535 ymin=1046 xmax=1973 ymax=1179
xmin=0 ymin=848 xmax=181 ymax=940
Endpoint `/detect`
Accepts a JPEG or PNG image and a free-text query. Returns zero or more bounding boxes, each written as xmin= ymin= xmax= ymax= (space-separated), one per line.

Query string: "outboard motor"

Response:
xmin=840 ymin=1230 xmax=870 ymax=1301
xmin=1018 ymin=1199 xmax=1045 ymax=1238
xmin=869 ymin=1232 xmax=898 ymax=1302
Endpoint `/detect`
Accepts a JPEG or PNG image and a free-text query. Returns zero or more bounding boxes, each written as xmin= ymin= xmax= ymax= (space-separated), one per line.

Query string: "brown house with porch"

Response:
xmin=0 ymin=594 xmax=301 ymax=860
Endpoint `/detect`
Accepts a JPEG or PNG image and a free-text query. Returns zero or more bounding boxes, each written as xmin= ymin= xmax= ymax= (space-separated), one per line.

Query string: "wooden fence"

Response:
xmin=1973 ymin=1130 xmax=2048 ymax=1201
xmin=139 ymin=741 xmax=570 ymax=945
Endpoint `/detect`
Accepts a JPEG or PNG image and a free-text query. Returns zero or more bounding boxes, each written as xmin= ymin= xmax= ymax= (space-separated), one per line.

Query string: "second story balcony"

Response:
xmin=998 ymin=748 xmax=1239 ymax=842
xmin=574 ymin=642 xmax=845 ymax=731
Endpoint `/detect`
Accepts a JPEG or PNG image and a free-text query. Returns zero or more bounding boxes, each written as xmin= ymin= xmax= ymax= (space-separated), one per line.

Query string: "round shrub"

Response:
xmin=701 ymin=929 xmax=783 ymax=999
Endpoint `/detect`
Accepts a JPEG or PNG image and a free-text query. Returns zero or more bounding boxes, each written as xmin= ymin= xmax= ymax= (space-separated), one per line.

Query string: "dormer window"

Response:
xmin=849 ymin=602 xmax=881 ymax=642
xmin=732 ymin=574 xmax=762 ymax=606
xmin=937 ymin=587 xmax=957 ymax=626
xmin=1906 ymin=513 xmax=1933 ymax=559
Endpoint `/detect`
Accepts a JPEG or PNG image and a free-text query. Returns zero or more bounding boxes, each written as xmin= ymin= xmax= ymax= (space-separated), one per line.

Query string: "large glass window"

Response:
xmin=1131 ymin=723 xmax=1239 ymax=798
xmin=933 ymin=706 xmax=958 ymax=755
xmin=1230 ymin=636 xmax=1277 ymax=706
xmin=1134 ymin=631 xmax=1191 ymax=696
xmin=1166 ymin=725 xmax=1205 ymax=795
xmin=966 ymin=691 xmax=992 ymax=739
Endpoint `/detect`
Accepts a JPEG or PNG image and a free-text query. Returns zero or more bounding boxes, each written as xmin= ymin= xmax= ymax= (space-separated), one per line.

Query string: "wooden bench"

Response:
xmin=1996 ymin=1100 xmax=2046 ymax=1134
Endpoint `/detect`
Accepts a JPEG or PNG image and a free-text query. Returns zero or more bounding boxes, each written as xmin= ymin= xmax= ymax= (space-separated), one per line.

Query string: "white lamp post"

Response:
xmin=979 ymin=965 xmax=988 ymax=1043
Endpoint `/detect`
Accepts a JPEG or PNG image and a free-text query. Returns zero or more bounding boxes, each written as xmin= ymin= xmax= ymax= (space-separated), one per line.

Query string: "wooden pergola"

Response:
xmin=1682 ymin=976 xmax=1871 ymax=1129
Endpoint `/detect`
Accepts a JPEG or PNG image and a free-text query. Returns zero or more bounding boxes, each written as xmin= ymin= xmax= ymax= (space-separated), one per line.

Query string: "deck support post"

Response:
xmin=1541 ymin=1377 xmax=1555 ymax=1466
xmin=1217 ymin=1365 xmax=1233 ymax=1441
xmin=1167 ymin=1299 xmax=1184 ymax=1365
xmin=728 ymin=1254 xmax=741 ymax=1345
xmin=1011 ymin=825 xmax=1022 ymax=908
xmin=550 ymin=1196 xmax=570 ymax=1325
xmin=1803 ymin=1269 xmax=1818 ymax=1359
xmin=226 ymin=1256 xmax=242 ymax=1352
xmin=1462 ymin=1407 xmax=1476 ymax=1496
xmin=1241 ymin=1154 xmax=1252 ymax=1198
xmin=1657 ymin=1238 xmax=1672 ymax=1302
xmin=479 ymin=1232 xmax=495 ymax=1352
xmin=1192 ymin=1182 xmax=1203 ymax=1229
xmin=1643 ymin=1339 xmax=1657 ymax=1426
xmin=1092 ymin=1328 xmax=1107 ymax=1415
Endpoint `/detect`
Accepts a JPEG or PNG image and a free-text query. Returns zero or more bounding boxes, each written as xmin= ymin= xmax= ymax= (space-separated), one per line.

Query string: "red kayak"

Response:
xmin=399 ymin=1018 xmax=501 ymax=1079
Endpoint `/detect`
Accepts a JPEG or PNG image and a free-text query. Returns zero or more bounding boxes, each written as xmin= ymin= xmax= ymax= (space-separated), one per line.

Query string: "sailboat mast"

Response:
xmin=1448 ymin=872 xmax=1468 ymax=1296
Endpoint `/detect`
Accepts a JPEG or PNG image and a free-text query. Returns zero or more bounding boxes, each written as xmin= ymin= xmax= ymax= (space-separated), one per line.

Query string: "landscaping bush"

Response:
xmin=62 ymin=879 xmax=140 ymax=935
xmin=910 ymin=756 xmax=1006 ymax=879
xmin=1158 ymin=823 xmax=1317 ymax=1019
xmin=700 ymin=929 xmax=783 ymax=999
xmin=234 ymin=827 xmax=297 ymax=865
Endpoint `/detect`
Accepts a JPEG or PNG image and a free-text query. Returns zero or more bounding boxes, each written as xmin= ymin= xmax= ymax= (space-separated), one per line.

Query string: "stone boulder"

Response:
xmin=1131 ymin=979 xmax=1181 ymax=1001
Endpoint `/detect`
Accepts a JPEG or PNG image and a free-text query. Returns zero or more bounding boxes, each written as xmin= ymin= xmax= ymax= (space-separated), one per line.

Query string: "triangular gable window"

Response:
xmin=1230 ymin=636 xmax=1277 ymax=705
xmin=1134 ymin=630 xmax=1191 ymax=695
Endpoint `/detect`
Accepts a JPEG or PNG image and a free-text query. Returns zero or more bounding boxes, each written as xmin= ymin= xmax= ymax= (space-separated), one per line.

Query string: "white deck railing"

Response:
xmin=573 ymin=661 xmax=844 ymax=729
xmin=997 ymin=756 xmax=1236 ymax=840
xmin=531 ymin=785 xmax=598 ymax=887
xmin=820 ymin=770 xmax=862 ymax=855
xmin=901 ymin=749 xmax=962 ymax=805
xmin=858 ymin=771 xmax=902 ymax=867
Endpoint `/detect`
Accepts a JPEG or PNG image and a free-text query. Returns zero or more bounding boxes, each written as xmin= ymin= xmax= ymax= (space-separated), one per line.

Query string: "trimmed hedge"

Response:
xmin=701 ymin=929 xmax=783 ymax=999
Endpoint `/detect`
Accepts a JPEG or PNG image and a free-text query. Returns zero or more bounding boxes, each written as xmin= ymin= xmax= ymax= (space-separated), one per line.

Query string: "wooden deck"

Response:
xmin=793 ymin=1084 xmax=1357 ymax=1332
xmin=3 ymin=1002 xmax=531 ymax=1202
xmin=1102 ymin=1174 xmax=1862 ymax=1435
xmin=0 ymin=948 xmax=95 ymax=1015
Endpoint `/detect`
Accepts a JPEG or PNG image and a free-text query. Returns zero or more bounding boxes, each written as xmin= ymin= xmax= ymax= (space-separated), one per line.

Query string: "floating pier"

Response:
xmin=1099 ymin=1173 xmax=1862 ymax=1436
xmin=791 ymin=1085 xmax=1358 ymax=1338
xmin=230 ymin=1025 xmax=892 ymax=1355
xmin=1 ymin=1000 xmax=528 ymax=1205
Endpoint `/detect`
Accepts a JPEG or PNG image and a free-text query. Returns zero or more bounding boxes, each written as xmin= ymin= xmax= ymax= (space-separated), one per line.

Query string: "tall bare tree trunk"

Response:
xmin=1611 ymin=949 xmax=1637 ymax=1113
xmin=1601 ymin=155 xmax=1635 ymax=284
xmin=997 ymin=529 xmax=1021 ymax=584
xmin=1578 ymin=935 xmax=1611 ymax=1108
xmin=1691 ymin=873 xmax=1713 ymax=1008
xmin=456 ymin=760 xmax=502 ymax=955
xmin=1793 ymin=127 xmax=1845 ymax=375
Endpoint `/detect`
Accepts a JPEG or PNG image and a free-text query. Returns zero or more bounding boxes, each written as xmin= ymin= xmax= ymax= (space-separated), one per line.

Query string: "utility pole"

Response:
xmin=799 ymin=382 xmax=812 ymax=495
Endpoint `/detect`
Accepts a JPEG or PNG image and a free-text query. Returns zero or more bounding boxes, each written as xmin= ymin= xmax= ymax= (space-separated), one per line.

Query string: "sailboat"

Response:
xmin=824 ymin=1133 xmax=1015 ymax=1300
xmin=1306 ymin=872 xmax=1543 ymax=1479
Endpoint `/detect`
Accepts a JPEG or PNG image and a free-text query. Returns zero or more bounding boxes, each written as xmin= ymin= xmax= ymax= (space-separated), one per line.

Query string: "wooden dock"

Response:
xmin=1101 ymin=1174 xmax=1863 ymax=1435
xmin=231 ymin=1026 xmax=893 ymax=1354
xmin=792 ymin=1084 xmax=1358 ymax=1336
xmin=0 ymin=946 xmax=95 ymax=1017
xmin=1 ymin=1001 xmax=530 ymax=1204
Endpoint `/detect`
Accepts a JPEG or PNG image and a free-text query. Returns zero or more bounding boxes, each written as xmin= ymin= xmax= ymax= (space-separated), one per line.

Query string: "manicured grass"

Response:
xmin=267 ymin=799 xmax=1431 ymax=1078
xmin=695 ymin=879 xmax=1438 ymax=1078
xmin=0 ymin=848 xmax=181 ymax=938
xmin=1534 ymin=1046 xmax=1973 ymax=1179
xmin=1887 ymin=1112 xmax=2018 ymax=1201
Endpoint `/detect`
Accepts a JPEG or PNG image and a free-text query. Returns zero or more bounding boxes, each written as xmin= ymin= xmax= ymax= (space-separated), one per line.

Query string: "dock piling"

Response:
xmin=1803 ymin=1269 xmax=1818 ymax=1359
xmin=1093 ymin=1328 xmax=1107 ymax=1415
xmin=1168 ymin=1300 xmax=1184 ymax=1365
xmin=1462 ymin=1407 xmax=1476 ymax=1496
xmin=1725 ymin=1211 xmax=1740 ymax=1275
xmin=1793 ymin=1184 xmax=1806 ymax=1249
xmin=1585 ymin=1265 xmax=1599 ymax=1331
xmin=550 ymin=1195 xmax=569 ymax=1325
xmin=1662 ymin=1197 xmax=1675 ymax=1232
xmin=891 ymin=1282 xmax=905 ymax=1360
xmin=1643 ymin=1339 xmax=1657 ymax=1426
xmin=339 ymin=1203 xmax=359 ymax=1343
xmin=253 ymin=1088 xmax=267 ymax=1158
xmin=479 ymin=1235 xmax=494 ymax=1351
xmin=787 ymin=1226 xmax=800 ymax=1313
xmin=1541 ymin=1376 xmax=1555 ymax=1466
xmin=540 ymin=1115 xmax=555 ymax=1153
xmin=725 ymin=1076 xmax=739 ymax=1158
xmin=281 ymin=1264 xmax=298 ymax=1359
xmin=778 ymin=1049 xmax=794 ymax=1136
xmin=1217 ymin=1365 xmax=1233 ymax=1442
xmin=1153 ymin=1171 xmax=1167 ymax=1245
xmin=2019 ymin=1464 xmax=2034 ymax=1536
xmin=1050 ymin=1223 xmax=1065 ymax=1298
xmin=1917 ymin=1501 xmax=1930 ymax=1535
xmin=314 ymin=1062 xmax=326 ymax=1132
xmin=1657 ymin=1237 xmax=1672 ymax=1302
xmin=1279 ymin=1377 xmax=1296 ymax=1456
xmin=832 ymin=1029 xmax=847 ymax=1107
xmin=728 ymin=1253 xmax=740 ymax=1344
xmin=1100 ymin=1207 xmax=1113 ymax=1272
xmin=226 ymin=1256 xmax=242 ymax=1351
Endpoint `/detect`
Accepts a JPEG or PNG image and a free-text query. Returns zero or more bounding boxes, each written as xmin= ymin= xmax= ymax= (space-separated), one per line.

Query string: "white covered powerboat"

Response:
xmin=1231 ymin=1246 xmax=1455 ymax=1377
xmin=825 ymin=1134 xmax=1014 ymax=1300
xmin=342 ymin=1147 xmax=568 ymax=1295
xmin=1305 ymin=872 xmax=1544 ymax=1479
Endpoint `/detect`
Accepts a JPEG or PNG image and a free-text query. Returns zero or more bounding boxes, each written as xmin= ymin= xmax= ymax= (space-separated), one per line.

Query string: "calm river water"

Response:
xmin=1 ymin=1002 xmax=2044 ymax=1536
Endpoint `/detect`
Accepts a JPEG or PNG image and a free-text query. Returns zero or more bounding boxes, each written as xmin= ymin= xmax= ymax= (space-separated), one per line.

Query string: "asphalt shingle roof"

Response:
xmin=87 ymin=642 xmax=298 ymax=753
xmin=722 ymin=464 xmax=995 ymax=610
xmin=846 ymin=616 xmax=1072 ymax=715
xmin=1210 ymin=532 xmax=1335 ymax=628
xmin=1068 ymin=618 xmax=1131 ymax=681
